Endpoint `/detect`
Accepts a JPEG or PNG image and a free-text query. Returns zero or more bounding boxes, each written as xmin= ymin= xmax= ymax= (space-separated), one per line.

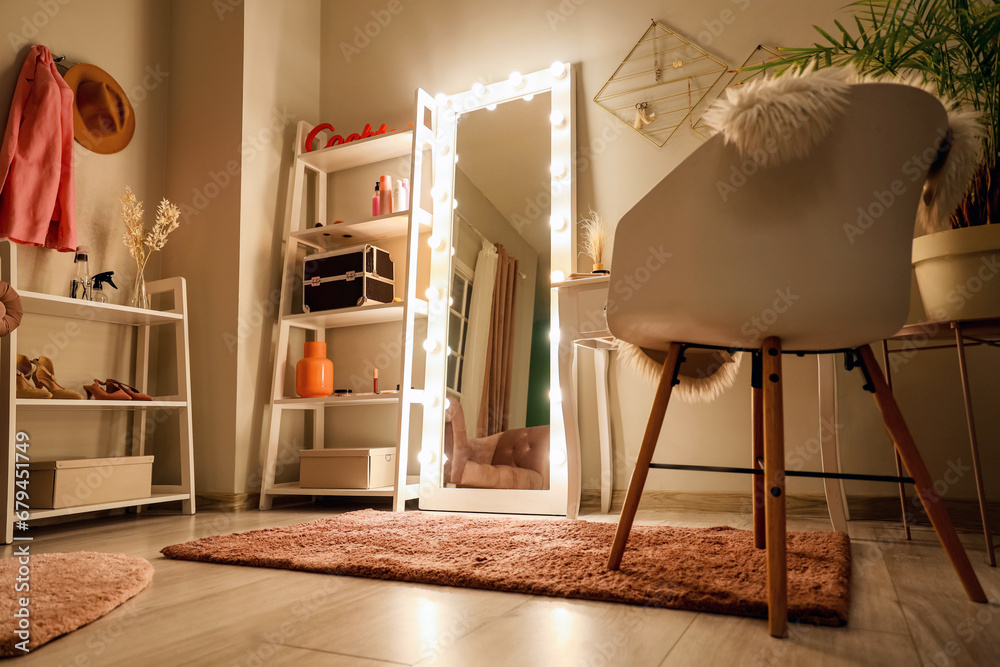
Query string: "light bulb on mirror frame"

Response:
xmin=550 ymin=269 xmax=566 ymax=283
xmin=551 ymin=61 xmax=567 ymax=79
xmin=417 ymin=449 xmax=436 ymax=465
xmin=509 ymin=71 xmax=525 ymax=89
xmin=425 ymin=286 xmax=442 ymax=301
xmin=550 ymin=110 xmax=566 ymax=127
xmin=427 ymin=235 xmax=445 ymax=250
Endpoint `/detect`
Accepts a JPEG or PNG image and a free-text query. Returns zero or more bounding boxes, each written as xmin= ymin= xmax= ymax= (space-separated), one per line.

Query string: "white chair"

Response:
xmin=605 ymin=81 xmax=988 ymax=637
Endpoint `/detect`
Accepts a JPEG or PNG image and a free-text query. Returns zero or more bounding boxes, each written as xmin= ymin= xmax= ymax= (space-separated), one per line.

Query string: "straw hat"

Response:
xmin=63 ymin=63 xmax=135 ymax=154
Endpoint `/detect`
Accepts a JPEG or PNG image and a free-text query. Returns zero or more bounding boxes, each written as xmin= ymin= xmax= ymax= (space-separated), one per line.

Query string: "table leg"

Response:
xmin=818 ymin=355 xmax=850 ymax=534
xmin=881 ymin=340 xmax=911 ymax=540
xmin=594 ymin=346 xmax=613 ymax=514
xmin=954 ymin=327 xmax=995 ymax=567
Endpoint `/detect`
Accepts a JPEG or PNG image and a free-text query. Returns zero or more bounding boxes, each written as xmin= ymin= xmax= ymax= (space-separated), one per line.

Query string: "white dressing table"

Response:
xmin=553 ymin=275 xmax=614 ymax=519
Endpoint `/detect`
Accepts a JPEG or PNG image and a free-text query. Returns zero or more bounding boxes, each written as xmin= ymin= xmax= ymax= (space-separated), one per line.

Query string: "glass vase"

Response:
xmin=131 ymin=271 xmax=149 ymax=309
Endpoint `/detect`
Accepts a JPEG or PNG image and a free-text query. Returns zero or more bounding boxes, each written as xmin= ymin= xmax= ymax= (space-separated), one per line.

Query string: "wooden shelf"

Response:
xmin=285 ymin=300 xmax=427 ymax=329
xmin=17 ymin=290 xmax=183 ymax=326
xmin=262 ymin=120 xmax=423 ymax=513
xmin=297 ymin=130 xmax=413 ymax=173
xmin=16 ymin=399 xmax=187 ymax=410
xmin=293 ymin=213 xmax=412 ymax=249
xmin=1 ymin=262 xmax=197 ymax=543
xmin=266 ymin=479 xmax=420 ymax=500
xmin=27 ymin=492 xmax=191 ymax=521
xmin=551 ymin=274 xmax=611 ymax=290
xmin=276 ymin=393 xmax=401 ymax=407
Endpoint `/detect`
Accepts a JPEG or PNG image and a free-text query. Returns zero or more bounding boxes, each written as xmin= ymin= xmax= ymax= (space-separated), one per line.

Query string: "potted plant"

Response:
xmin=761 ymin=0 xmax=999 ymax=321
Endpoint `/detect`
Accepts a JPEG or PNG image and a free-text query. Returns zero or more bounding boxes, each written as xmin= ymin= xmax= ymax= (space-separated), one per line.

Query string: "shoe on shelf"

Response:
xmin=83 ymin=379 xmax=132 ymax=401
xmin=104 ymin=379 xmax=153 ymax=401
xmin=15 ymin=355 xmax=51 ymax=399
xmin=32 ymin=356 xmax=84 ymax=400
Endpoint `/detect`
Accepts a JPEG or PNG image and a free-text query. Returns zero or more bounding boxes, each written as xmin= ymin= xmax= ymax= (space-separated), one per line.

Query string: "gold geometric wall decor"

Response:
xmin=690 ymin=45 xmax=783 ymax=139
xmin=594 ymin=20 xmax=728 ymax=147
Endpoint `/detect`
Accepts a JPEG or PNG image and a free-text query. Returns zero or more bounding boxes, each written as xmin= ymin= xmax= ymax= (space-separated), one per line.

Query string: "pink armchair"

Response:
xmin=443 ymin=400 xmax=549 ymax=490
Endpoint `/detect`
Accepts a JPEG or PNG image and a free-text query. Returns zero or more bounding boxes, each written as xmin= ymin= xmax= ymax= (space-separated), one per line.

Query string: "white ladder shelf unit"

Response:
xmin=0 ymin=240 xmax=196 ymax=543
xmin=259 ymin=120 xmax=430 ymax=511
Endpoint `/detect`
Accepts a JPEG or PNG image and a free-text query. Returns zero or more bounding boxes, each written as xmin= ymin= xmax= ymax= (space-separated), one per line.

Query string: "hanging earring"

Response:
xmin=633 ymin=102 xmax=656 ymax=129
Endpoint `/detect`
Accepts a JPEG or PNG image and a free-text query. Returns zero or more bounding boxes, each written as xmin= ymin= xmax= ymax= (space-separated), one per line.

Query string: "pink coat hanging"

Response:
xmin=0 ymin=45 xmax=76 ymax=252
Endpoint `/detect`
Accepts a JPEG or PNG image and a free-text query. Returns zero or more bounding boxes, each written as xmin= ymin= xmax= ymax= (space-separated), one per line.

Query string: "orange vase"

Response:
xmin=295 ymin=341 xmax=333 ymax=398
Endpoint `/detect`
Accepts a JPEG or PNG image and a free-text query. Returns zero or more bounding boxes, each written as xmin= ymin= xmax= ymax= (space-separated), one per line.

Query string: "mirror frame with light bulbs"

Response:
xmin=415 ymin=62 xmax=576 ymax=515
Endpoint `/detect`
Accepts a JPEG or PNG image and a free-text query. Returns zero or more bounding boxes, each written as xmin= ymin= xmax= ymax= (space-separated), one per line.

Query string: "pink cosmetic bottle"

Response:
xmin=379 ymin=175 xmax=393 ymax=214
xmin=372 ymin=181 xmax=380 ymax=216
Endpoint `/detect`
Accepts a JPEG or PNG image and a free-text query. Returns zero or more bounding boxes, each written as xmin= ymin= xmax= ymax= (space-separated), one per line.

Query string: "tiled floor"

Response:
xmin=3 ymin=504 xmax=998 ymax=666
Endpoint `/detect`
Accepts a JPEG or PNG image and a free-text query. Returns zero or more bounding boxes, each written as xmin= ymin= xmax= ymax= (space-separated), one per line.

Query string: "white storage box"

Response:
xmin=27 ymin=456 xmax=154 ymax=509
xmin=299 ymin=447 xmax=395 ymax=489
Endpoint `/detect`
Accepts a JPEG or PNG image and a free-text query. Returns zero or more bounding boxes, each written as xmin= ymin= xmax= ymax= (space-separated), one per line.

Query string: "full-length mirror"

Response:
xmin=417 ymin=63 xmax=575 ymax=514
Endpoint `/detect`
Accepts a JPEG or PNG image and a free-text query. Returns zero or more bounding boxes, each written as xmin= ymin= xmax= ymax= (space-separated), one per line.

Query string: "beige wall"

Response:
xmin=162 ymin=0 xmax=245 ymax=494
xmin=238 ymin=0 xmax=320 ymax=494
xmin=0 ymin=0 xmax=172 ymax=464
xmin=319 ymin=0 xmax=1000 ymax=503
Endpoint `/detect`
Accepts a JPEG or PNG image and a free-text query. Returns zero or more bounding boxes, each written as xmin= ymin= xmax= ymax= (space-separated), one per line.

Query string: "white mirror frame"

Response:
xmin=416 ymin=62 xmax=576 ymax=514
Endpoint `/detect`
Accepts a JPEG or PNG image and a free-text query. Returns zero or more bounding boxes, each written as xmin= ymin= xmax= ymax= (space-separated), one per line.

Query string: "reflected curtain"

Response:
xmin=477 ymin=244 xmax=518 ymax=437
xmin=459 ymin=239 xmax=497 ymax=436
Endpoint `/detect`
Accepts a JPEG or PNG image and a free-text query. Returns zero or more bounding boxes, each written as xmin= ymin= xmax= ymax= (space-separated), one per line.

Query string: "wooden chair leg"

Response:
xmin=607 ymin=342 xmax=683 ymax=571
xmin=752 ymin=382 xmax=766 ymax=549
xmin=762 ymin=337 xmax=787 ymax=638
xmin=858 ymin=345 xmax=987 ymax=603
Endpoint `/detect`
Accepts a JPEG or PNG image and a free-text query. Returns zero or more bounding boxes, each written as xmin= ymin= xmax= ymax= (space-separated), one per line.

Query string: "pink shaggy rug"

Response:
xmin=0 ymin=552 xmax=153 ymax=657
xmin=162 ymin=510 xmax=851 ymax=626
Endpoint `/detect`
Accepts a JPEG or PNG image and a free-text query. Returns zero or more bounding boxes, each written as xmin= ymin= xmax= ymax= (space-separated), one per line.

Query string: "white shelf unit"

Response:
xmin=259 ymin=121 xmax=429 ymax=511
xmin=1 ymin=241 xmax=196 ymax=543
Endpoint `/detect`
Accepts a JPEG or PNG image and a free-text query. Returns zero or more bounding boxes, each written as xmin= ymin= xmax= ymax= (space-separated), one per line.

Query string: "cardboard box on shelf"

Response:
xmin=27 ymin=456 xmax=154 ymax=509
xmin=299 ymin=447 xmax=395 ymax=489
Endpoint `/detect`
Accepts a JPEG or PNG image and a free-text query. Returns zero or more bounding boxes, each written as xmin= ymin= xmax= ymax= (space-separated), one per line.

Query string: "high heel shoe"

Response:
xmin=31 ymin=356 xmax=84 ymax=400
xmin=83 ymin=379 xmax=131 ymax=400
xmin=16 ymin=355 xmax=51 ymax=399
xmin=104 ymin=379 xmax=153 ymax=401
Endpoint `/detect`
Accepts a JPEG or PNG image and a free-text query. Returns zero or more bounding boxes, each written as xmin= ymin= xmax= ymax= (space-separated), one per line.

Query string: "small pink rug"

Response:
xmin=162 ymin=510 xmax=851 ymax=625
xmin=0 ymin=552 xmax=153 ymax=657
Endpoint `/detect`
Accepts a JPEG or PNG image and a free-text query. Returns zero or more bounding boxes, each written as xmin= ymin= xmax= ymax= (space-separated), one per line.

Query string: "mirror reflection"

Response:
xmin=441 ymin=92 xmax=552 ymax=490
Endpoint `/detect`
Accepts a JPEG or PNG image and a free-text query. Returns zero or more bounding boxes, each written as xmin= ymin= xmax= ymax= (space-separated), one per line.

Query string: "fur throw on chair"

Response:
xmin=701 ymin=64 xmax=984 ymax=233
xmin=701 ymin=65 xmax=853 ymax=169
xmin=616 ymin=342 xmax=743 ymax=404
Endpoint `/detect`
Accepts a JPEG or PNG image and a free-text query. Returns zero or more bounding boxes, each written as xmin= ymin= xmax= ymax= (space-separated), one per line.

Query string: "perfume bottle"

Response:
xmin=372 ymin=181 xmax=381 ymax=216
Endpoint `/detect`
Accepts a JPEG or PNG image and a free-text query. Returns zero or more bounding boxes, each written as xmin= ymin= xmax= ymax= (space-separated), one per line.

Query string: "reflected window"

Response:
xmin=447 ymin=263 xmax=474 ymax=395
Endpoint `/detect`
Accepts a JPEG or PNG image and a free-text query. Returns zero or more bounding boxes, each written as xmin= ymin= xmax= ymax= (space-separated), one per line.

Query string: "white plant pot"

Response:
xmin=912 ymin=224 xmax=1000 ymax=322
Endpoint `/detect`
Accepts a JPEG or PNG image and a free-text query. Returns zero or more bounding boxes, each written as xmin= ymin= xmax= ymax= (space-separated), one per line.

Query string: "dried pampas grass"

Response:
xmin=120 ymin=186 xmax=182 ymax=305
xmin=580 ymin=209 xmax=610 ymax=271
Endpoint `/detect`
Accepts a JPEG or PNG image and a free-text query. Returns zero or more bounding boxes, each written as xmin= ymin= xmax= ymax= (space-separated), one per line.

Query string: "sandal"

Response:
xmin=84 ymin=379 xmax=131 ymax=400
xmin=104 ymin=378 xmax=153 ymax=401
